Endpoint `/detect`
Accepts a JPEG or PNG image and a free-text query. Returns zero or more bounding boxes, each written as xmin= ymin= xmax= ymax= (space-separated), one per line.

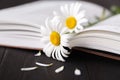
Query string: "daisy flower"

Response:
xmin=40 ymin=18 xmax=72 ymax=62
xmin=53 ymin=2 xmax=87 ymax=33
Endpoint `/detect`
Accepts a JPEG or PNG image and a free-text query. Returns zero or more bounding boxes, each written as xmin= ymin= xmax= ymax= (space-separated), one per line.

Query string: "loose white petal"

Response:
xmin=55 ymin=66 xmax=64 ymax=73
xmin=74 ymin=68 xmax=81 ymax=76
xmin=21 ymin=67 xmax=37 ymax=71
xmin=35 ymin=51 xmax=41 ymax=56
xmin=36 ymin=62 xmax=53 ymax=67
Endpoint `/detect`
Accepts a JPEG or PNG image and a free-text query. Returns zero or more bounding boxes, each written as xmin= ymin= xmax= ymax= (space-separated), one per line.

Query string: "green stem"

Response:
xmin=84 ymin=5 xmax=120 ymax=28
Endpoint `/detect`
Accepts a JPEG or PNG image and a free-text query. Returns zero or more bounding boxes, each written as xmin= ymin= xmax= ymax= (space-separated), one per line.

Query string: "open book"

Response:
xmin=0 ymin=1 xmax=119 ymax=60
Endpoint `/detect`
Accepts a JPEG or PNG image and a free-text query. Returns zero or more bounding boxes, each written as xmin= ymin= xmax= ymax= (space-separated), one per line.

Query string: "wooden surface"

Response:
xmin=75 ymin=47 xmax=120 ymax=61
xmin=0 ymin=0 xmax=120 ymax=80
xmin=0 ymin=47 xmax=120 ymax=80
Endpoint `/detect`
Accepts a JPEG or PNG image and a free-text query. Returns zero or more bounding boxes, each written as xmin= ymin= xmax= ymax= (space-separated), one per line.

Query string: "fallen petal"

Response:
xmin=55 ymin=66 xmax=64 ymax=73
xmin=35 ymin=51 xmax=41 ymax=56
xmin=21 ymin=67 xmax=37 ymax=71
xmin=74 ymin=68 xmax=81 ymax=76
xmin=36 ymin=62 xmax=53 ymax=67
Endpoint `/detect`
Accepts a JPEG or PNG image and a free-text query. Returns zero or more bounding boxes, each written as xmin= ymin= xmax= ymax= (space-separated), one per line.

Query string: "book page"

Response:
xmin=85 ymin=14 xmax=120 ymax=33
xmin=0 ymin=1 xmax=111 ymax=25
xmin=0 ymin=1 xmax=111 ymax=50
xmin=70 ymin=14 xmax=120 ymax=55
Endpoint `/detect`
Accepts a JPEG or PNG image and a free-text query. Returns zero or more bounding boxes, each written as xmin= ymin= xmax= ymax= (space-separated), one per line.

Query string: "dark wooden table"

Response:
xmin=0 ymin=0 xmax=120 ymax=80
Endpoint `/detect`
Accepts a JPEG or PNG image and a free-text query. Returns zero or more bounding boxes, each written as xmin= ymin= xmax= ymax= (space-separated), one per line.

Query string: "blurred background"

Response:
xmin=0 ymin=0 xmax=120 ymax=9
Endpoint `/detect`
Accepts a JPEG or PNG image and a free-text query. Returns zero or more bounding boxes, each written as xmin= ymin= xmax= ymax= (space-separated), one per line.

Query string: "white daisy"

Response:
xmin=53 ymin=2 xmax=87 ymax=33
xmin=40 ymin=18 xmax=72 ymax=62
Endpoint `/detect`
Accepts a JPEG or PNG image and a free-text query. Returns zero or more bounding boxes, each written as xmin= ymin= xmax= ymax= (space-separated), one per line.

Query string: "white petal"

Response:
xmin=35 ymin=51 xmax=41 ymax=56
xmin=43 ymin=43 xmax=53 ymax=57
xmin=54 ymin=47 xmax=60 ymax=60
xmin=64 ymin=4 xmax=69 ymax=15
xmin=74 ymin=3 xmax=82 ymax=15
xmin=78 ymin=18 xmax=88 ymax=24
xmin=51 ymin=16 xmax=59 ymax=23
xmin=51 ymin=47 xmax=56 ymax=59
xmin=74 ymin=68 xmax=81 ymax=76
xmin=57 ymin=22 xmax=63 ymax=33
xmin=40 ymin=25 xmax=48 ymax=36
xmin=47 ymin=45 xmax=54 ymax=57
xmin=73 ymin=3 xmax=78 ymax=14
xmin=60 ymin=6 xmax=66 ymax=15
xmin=57 ymin=48 xmax=65 ymax=62
xmin=61 ymin=34 xmax=71 ymax=47
xmin=76 ymin=10 xmax=85 ymax=19
xmin=60 ymin=47 xmax=68 ymax=57
xmin=70 ymin=3 xmax=74 ymax=15
xmin=61 ymin=35 xmax=69 ymax=43
xmin=61 ymin=34 xmax=72 ymax=45
xmin=41 ymin=36 xmax=49 ymax=44
xmin=36 ymin=62 xmax=53 ymax=67
xmin=61 ymin=46 xmax=70 ymax=54
xmin=77 ymin=25 xmax=84 ymax=30
xmin=55 ymin=66 xmax=64 ymax=73
xmin=45 ymin=18 xmax=52 ymax=31
xmin=54 ymin=21 xmax=61 ymax=32
xmin=63 ymin=33 xmax=73 ymax=39
xmin=60 ymin=27 xmax=68 ymax=34
xmin=74 ymin=28 xmax=82 ymax=33
xmin=61 ymin=40 xmax=69 ymax=47
xmin=21 ymin=67 xmax=37 ymax=71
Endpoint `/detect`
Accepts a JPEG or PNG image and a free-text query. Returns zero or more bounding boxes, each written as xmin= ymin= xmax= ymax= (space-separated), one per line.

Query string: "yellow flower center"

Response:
xmin=50 ymin=31 xmax=60 ymax=46
xmin=65 ymin=16 xmax=77 ymax=29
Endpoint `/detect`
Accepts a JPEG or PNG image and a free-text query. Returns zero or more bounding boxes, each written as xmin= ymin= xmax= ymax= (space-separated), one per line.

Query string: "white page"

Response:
xmin=0 ymin=1 xmax=111 ymax=50
xmin=84 ymin=14 xmax=120 ymax=33
xmin=0 ymin=1 xmax=111 ymax=25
